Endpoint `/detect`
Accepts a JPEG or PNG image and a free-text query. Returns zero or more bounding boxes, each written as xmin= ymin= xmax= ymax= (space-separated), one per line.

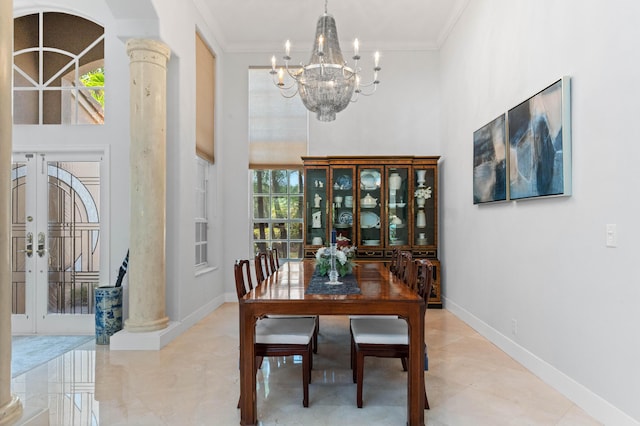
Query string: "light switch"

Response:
xmin=606 ymin=224 xmax=617 ymax=248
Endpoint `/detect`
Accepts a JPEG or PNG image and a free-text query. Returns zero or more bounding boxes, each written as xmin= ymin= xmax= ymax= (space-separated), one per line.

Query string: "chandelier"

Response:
xmin=270 ymin=0 xmax=381 ymax=122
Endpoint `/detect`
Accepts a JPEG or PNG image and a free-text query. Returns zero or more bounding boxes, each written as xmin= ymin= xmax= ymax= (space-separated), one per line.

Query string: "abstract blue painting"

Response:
xmin=473 ymin=114 xmax=507 ymax=204
xmin=508 ymin=77 xmax=571 ymax=199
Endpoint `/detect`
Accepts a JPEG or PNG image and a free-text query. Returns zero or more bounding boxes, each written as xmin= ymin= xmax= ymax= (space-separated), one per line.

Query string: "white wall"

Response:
xmin=439 ymin=1 xmax=640 ymax=423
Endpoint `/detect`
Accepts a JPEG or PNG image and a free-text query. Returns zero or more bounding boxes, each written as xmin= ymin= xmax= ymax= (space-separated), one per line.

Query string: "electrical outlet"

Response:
xmin=511 ymin=319 xmax=518 ymax=336
xmin=606 ymin=224 xmax=617 ymax=248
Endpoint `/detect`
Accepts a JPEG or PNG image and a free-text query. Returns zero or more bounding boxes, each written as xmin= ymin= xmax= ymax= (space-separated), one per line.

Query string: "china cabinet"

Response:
xmin=302 ymin=156 xmax=442 ymax=307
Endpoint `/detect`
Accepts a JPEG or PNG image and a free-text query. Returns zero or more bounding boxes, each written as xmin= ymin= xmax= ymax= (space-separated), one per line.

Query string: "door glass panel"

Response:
xmin=387 ymin=167 xmax=409 ymax=247
xmin=359 ymin=167 xmax=382 ymax=247
xmin=47 ymin=161 xmax=100 ymax=314
xmin=11 ymin=163 xmax=27 ymax=314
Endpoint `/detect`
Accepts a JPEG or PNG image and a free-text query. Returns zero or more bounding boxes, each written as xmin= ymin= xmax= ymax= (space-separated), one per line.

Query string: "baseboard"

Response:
xmin=109 ymin=295 xmax=225 ymax=351
xmin=444 ymin=297 xmax=639 ymax=426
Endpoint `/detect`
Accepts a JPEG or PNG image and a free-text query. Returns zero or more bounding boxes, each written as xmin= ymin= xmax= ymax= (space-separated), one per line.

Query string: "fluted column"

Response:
xmin=0 ymin=0 xmax=24 ymax=424
xmin=124 ymin=39 xmax=171 ymax=332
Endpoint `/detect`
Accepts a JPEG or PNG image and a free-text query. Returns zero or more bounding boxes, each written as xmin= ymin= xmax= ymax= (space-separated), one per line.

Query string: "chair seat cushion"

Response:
xmin=349 ymin=315 xmax=399 ymax=320
xmin=350 ymin=318 xmax=408 ymax=345
xmin=256 ymin=317 xmax=316 ymax=345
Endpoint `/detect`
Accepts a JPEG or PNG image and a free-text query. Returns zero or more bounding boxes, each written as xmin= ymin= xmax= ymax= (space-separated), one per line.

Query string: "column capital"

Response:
xmin=126 ymin=38 xmax=171 ymax=68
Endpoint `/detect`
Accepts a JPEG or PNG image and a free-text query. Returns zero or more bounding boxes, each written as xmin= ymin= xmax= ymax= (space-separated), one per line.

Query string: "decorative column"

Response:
xmin=0 ymin=0 xmax=24 ymax=423
xmin=124 ymin=39 xmax=171 ymax=332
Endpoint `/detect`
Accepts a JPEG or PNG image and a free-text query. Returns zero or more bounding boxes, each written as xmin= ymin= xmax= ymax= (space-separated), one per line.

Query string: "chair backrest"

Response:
xmin=413 ymin=259 xmax=434 ymax=303
xmin=396 ymin=250 xmax=413 ymax=284
xmin=254 ymin=251 xmax=272 ymax=283
xmin=389 ymin=248 xmax=401 ymax=274
xmin=268 ymin=247 xmax=280 ymax=271
xmin=234 ymin=259 xmax=254 ymax=300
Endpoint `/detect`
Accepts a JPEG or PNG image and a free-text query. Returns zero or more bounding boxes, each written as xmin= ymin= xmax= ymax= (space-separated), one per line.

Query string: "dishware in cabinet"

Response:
xmin=386 ymin=167 xmax=410 ymax=248
xmin=358 ymin=166 xmax=383 ymax=250
xmin=304 ymin=165 xmax=328 ymax=255
xmin=330 ymin=166 xmax=356 ymax=247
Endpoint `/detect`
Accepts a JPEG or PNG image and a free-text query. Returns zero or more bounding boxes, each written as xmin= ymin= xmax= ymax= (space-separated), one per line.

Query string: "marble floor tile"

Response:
xmin=11 ymin=304 xmax=601 ymax=425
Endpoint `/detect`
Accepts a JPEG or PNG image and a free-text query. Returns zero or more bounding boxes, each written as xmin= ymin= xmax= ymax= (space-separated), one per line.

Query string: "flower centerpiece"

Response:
xmin=414 ymin=186 xmax=432 ymax=208
xmin=414 ymin=186 xmax=432 ymax=200
xmin=315 ymin=245 xmax=357 ymax=277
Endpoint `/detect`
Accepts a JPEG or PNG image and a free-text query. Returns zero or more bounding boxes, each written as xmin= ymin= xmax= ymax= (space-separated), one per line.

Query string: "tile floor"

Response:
xmin=11 ymin=303 xmax=601 ymax=425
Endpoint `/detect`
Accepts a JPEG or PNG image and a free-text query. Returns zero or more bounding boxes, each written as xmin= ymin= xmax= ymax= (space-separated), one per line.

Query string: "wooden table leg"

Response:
xmin=239 ymin=303 xmax=257 ymax=426
xmin=407 ymin=303 xmax=426 ymax=426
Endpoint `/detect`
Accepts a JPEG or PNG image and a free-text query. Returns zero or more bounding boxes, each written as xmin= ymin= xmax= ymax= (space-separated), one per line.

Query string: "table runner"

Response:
xmin=305 ymin=268 xmax=362 ymax=295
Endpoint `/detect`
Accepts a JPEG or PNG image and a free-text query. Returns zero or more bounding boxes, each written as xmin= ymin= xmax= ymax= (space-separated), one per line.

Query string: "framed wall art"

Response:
xmin=508 ymin=77 xmax=571 ymax=200
xmin=473 ymin=114 xmax=507 ymax=204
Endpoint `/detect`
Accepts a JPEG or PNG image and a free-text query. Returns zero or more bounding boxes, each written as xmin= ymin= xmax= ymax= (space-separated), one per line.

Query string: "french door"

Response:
xmin=11 ymin=151 xmax=102 ymax=334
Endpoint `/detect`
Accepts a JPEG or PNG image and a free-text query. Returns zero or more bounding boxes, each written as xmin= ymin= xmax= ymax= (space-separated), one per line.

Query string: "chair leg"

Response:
xmin=351 ymin=338 xmax=357 ymax=382
xmin=308 ymin=344 xmax=313 ymax=382
xmin=400 ymin=357 xmax=407 ymax=371
xmin=313 ymin=316 xmax=319 ymax=354
xmin=356 ymin=352 xmax=365 ymax=408
xmin=302 ymin=351 xmax=310 ymax=407
xmin=424 ymin=387 xmax=430 ymax=410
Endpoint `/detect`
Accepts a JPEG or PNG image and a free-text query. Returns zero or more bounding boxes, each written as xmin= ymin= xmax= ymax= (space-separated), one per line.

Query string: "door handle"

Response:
xmin=37 ymin=232 xmax=48 ymax=257
xmin=20 ymin=232 xmax=34 ymax=257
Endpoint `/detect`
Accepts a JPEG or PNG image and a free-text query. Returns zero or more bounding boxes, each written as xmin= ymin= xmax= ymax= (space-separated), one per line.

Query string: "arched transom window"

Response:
xmin=13 ymin=12 xmax=105 ymax=125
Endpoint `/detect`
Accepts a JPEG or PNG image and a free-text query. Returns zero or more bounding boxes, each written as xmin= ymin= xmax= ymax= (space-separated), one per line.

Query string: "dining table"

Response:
xmin=238 ymin=259 xmax=427 ymax=426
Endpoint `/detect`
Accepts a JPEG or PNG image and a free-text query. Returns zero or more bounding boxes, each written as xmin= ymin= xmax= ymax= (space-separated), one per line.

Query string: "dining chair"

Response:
xmin=395 ymin=250 xmax=413 ymax=284
xmin=255 ymin=250 xmax=319 ymax=353
xmin=350 ymin=258 xmax=433 ymax=409
xmin=254 ymin=251 xmax=272 ymax=282
xmin=268 ymin=247 xmax=280 ymax=271
xmin=234 ymin=259 xmax=316 ymax=407
xmin=388 ymin=248 xmax=401 ymax=275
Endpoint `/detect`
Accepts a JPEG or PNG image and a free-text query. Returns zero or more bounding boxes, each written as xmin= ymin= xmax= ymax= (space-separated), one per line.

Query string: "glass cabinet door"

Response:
xmin=386 ymin=167 xmax=409 ymax=248
xmin=358 ymin=166 xmax=383 ymax=248
xmin=413 ymin=166 xmax=436 ymax=247
xmin=330 ymin=166 xmax=355 ymax=247
xmin=305 ymin=167 xmax=328 ymax=247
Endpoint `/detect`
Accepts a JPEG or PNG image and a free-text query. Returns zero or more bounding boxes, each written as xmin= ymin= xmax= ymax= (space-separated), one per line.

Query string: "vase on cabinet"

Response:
xmin=416 ymin=196 xmax=426 ymax=208
xmin=416 ymin=169 xmax=426 ymax=187
xmin=389 ymin=172 xmax=402 ymax=191
xmin=416 ymin=208 xmax=426 ymax=228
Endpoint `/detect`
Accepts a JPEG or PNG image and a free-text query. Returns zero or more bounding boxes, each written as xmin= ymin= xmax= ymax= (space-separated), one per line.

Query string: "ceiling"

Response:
xmin=194 ymin=0 xmax=470 ymax=53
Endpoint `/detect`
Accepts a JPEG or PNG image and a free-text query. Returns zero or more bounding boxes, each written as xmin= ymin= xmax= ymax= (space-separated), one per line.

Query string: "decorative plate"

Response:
xmin=338 ymin=211 xmax=353 ymax=225
xmin=360 ymin=170 xmax=381 ymax=190
xmin=360 ymin=211 xmax=380 ymax=229
xmin=335 ymin=175 xmax=352 ymax=190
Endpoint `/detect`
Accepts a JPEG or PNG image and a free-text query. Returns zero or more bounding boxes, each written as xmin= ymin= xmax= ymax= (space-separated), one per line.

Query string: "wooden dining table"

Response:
xmin=238 ymin=260 xmax=427 ymax=426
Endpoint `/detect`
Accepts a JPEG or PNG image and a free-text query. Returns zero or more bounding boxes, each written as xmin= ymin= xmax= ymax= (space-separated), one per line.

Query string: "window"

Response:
xmin=252 ymin=170 xmax=304 ymax=261
xmin=195 ymin=158 xmax=209 ymax=267
xmin=13 ymin=12 xmax=105 ymax=125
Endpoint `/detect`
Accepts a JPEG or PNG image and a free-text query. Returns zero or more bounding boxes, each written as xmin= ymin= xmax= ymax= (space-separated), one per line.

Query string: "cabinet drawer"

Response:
xmin=304 ymin=248 xmax=318 ymax=258
xmin=357 ymin=249 xmax=384 ymax=258
xmin=412 ymin=249 xmax=437 ymax=258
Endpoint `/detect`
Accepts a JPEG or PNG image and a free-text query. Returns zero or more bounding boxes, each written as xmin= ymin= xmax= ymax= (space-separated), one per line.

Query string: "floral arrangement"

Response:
xmin=414 ymin=186 xmax=432 ymax=199
xmin=315 ymin=245 xmax=357 ymax=277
